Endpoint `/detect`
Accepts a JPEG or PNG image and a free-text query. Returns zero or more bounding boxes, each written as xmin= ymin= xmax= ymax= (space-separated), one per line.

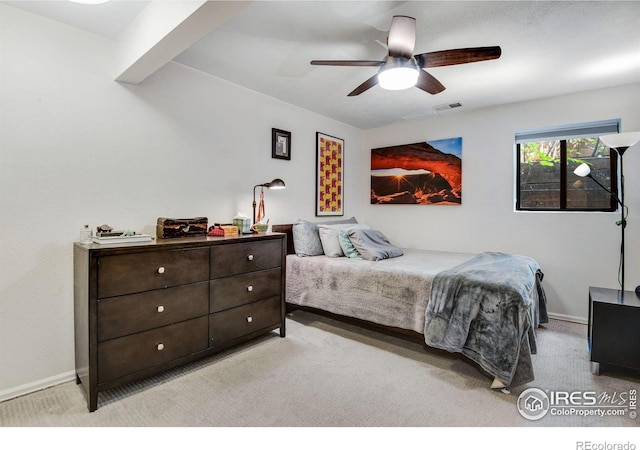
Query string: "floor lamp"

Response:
xmin=574 ymin=131 xmax=640 ymax=291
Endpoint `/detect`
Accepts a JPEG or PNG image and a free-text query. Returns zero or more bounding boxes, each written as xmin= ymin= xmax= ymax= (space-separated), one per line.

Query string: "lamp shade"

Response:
xmin=265 ymin=178 xmax=285 ymax=189
xmin=599 ymin=131 xmax=640 ymax=154
xmin=377 ymin=57 xmax=419 ymax=91
xmin=573 ymin=163 xmax=591 ymax=178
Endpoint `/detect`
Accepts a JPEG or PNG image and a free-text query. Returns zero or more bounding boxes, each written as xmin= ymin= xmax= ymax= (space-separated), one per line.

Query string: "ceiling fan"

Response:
xmin=310 ymin=15 xmax=501 ymax=96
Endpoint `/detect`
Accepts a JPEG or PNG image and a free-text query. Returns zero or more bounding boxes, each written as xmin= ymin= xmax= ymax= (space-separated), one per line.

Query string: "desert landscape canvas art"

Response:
xmin=371 ymin=137 xmax=462 ymax=205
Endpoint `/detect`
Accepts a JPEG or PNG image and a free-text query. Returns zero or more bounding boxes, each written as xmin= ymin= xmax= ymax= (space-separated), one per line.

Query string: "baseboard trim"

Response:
xmin=548 ymin=312 xmax=588 ymax=325
xmin=0 ymin=370 xmax=75 ymax=403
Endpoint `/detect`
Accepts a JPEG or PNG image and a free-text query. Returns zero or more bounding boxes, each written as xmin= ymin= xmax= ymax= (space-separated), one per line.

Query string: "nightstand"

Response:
xmin=588 ymin=286 xmax=640 ymax=375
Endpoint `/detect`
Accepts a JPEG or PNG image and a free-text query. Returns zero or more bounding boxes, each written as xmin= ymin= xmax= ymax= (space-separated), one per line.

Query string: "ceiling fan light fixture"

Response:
xmin=377 ymin=57 xmax=419 ymax=91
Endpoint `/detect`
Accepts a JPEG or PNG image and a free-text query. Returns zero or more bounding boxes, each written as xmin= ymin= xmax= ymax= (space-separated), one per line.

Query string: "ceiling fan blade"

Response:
xmin=387 ymin=15 xmax=416 ymax=58
xmin=310 ymin=60 xmax=383 ymax=67
xmin=348 ymin=75 xmax=379 ymax=96
xmin=415 ymin=70 xmax=446 ymax=95
xmin=416 ymin=46 xmax=502 ymax=68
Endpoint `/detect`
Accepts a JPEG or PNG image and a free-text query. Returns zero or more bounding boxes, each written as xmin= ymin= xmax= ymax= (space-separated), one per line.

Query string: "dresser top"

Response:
xmin=74 ymin=232 xmax=286 ymax=254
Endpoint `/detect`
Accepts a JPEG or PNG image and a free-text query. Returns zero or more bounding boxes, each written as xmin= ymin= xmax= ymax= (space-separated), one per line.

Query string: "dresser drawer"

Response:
xmin=98 ymin=282 xmax=209 ymax=342
xmin=209 ymin=297 xmax=281 ymax=347
xmin=210 ymin=240 xmax=282 ymax=279
xmin=98 ymin=248 xmax=209 ymax=298
xmin=210 ymin=268 xmax=281 ymax=313
xmin=98 ymin=316 xmax=208 ymax=383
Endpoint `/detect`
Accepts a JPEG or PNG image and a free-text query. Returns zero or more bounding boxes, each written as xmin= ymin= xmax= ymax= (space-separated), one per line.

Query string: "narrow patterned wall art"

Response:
xmin=316 ymin=132 xmax=344 ymax=216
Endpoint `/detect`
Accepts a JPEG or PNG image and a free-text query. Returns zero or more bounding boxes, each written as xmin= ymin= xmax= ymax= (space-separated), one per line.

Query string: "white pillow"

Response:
xmin=318 ymin=223 xmax=358 ymax=257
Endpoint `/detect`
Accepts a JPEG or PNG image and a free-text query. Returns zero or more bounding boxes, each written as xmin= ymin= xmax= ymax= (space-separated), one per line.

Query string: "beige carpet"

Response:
xmin=1 ymin=310 xmax=638 ymax=433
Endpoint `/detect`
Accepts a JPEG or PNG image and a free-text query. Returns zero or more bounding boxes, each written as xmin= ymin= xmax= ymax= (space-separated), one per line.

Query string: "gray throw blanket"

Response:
xmin=424 ymin=252 xmax=545 ymax=387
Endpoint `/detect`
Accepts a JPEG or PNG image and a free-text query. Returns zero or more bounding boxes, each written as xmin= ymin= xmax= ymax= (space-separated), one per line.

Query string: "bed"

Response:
xmin=272 ymin=221 xmax=548 ymax=388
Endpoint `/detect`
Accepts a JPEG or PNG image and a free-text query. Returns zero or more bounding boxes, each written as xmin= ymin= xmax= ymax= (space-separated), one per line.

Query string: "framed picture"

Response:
xmin=316 ymin=132 xmax=344 ymax=216
xmin=371 ymin=137 xmax=462 ymax=205
xmin=272 ymin=128 xmax=291 ymax=160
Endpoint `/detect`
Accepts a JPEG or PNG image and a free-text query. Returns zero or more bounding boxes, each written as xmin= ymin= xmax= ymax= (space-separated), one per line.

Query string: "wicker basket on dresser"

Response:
xmin=73 ymin=233 xmax=286 ymax=412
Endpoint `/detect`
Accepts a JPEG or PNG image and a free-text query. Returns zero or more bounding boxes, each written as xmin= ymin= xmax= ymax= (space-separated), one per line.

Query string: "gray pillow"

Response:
xmin=318 ymin=223 xmax=362 ymax=257
xmin=293 ymin=217 xmax=358 ymax=256
xmin=347 ymin=229 xmax=403 ymax=261
xmin=338 ymin=224 xmax=371 ymax=259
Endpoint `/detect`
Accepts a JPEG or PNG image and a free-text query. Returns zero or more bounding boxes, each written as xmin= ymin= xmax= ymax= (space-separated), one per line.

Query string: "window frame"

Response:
xmin=515 ymin=120 xmax=621 ymax=212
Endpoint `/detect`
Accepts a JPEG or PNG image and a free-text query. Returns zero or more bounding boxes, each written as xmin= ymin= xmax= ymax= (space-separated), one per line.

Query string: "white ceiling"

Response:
xmin=5 ymin=1 xmax=640 ymax=129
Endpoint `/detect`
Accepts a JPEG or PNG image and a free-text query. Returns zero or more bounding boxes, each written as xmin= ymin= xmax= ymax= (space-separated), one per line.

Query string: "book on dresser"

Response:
xmin=73 ymin=233 xmax=287 ymax=411
xmin=91 ymin=233 xmax=153 ymax=244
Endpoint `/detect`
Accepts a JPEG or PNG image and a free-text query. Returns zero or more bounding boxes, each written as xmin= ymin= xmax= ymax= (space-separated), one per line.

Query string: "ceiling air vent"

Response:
xmin=434 ymin=102 xmax=463 ymax=113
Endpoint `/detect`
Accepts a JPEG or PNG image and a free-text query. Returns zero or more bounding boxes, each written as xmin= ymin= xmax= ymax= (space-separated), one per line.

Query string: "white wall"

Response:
xmin=0 ymin=5 xmax=362 ymax=399
xmin=361 ymin=83 xmax=640 ymax=322
xmin=2 ymin=3 xmax=639 ymax=402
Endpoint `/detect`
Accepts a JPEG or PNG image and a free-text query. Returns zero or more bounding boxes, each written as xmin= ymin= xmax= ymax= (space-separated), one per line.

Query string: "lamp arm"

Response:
xmin=252 ymin=184 xmax=260 ymax=225
xmin=586 ymin=174 xmax=622 ymax=207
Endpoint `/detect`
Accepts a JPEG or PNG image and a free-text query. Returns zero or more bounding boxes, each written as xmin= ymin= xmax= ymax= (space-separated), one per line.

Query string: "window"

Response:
xmin=516 ymin=120 xmax=620 ymax=212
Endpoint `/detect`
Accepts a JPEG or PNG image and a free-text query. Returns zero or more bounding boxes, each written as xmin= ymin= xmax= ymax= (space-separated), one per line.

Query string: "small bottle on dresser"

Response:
xmin=79 ymin=225 xmax=92 ymax=244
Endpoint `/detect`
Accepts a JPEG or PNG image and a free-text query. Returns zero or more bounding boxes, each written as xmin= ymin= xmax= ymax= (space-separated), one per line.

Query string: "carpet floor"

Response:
xmin=1 ymin=310 xmax=638 ymax=433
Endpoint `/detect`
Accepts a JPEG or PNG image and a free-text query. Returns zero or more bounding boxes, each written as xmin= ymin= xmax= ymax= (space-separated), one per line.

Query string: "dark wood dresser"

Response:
xmin=73 ymin=233 xmax=286 ymax=411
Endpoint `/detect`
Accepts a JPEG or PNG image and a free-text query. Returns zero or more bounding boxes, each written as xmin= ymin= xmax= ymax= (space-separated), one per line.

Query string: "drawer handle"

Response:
xmin=246 ymin=316 xmax=253 ymax=323
xmin=157 ymin=343 xmax=165 ymax=351
xmin=247 ymin=254 xmax=254 ymax=261
xmin=157 ymin=305 xmax=165 ymax=313
xmin=157 ymin=266 xmax=165 ymax=274
xmin=247 ymin=285 xmax=253 ymax=292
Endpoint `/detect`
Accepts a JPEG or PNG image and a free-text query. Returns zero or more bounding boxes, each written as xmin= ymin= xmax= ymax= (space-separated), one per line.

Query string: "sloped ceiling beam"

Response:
xmin=115 ymin=0 xmax=249 ymax=84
